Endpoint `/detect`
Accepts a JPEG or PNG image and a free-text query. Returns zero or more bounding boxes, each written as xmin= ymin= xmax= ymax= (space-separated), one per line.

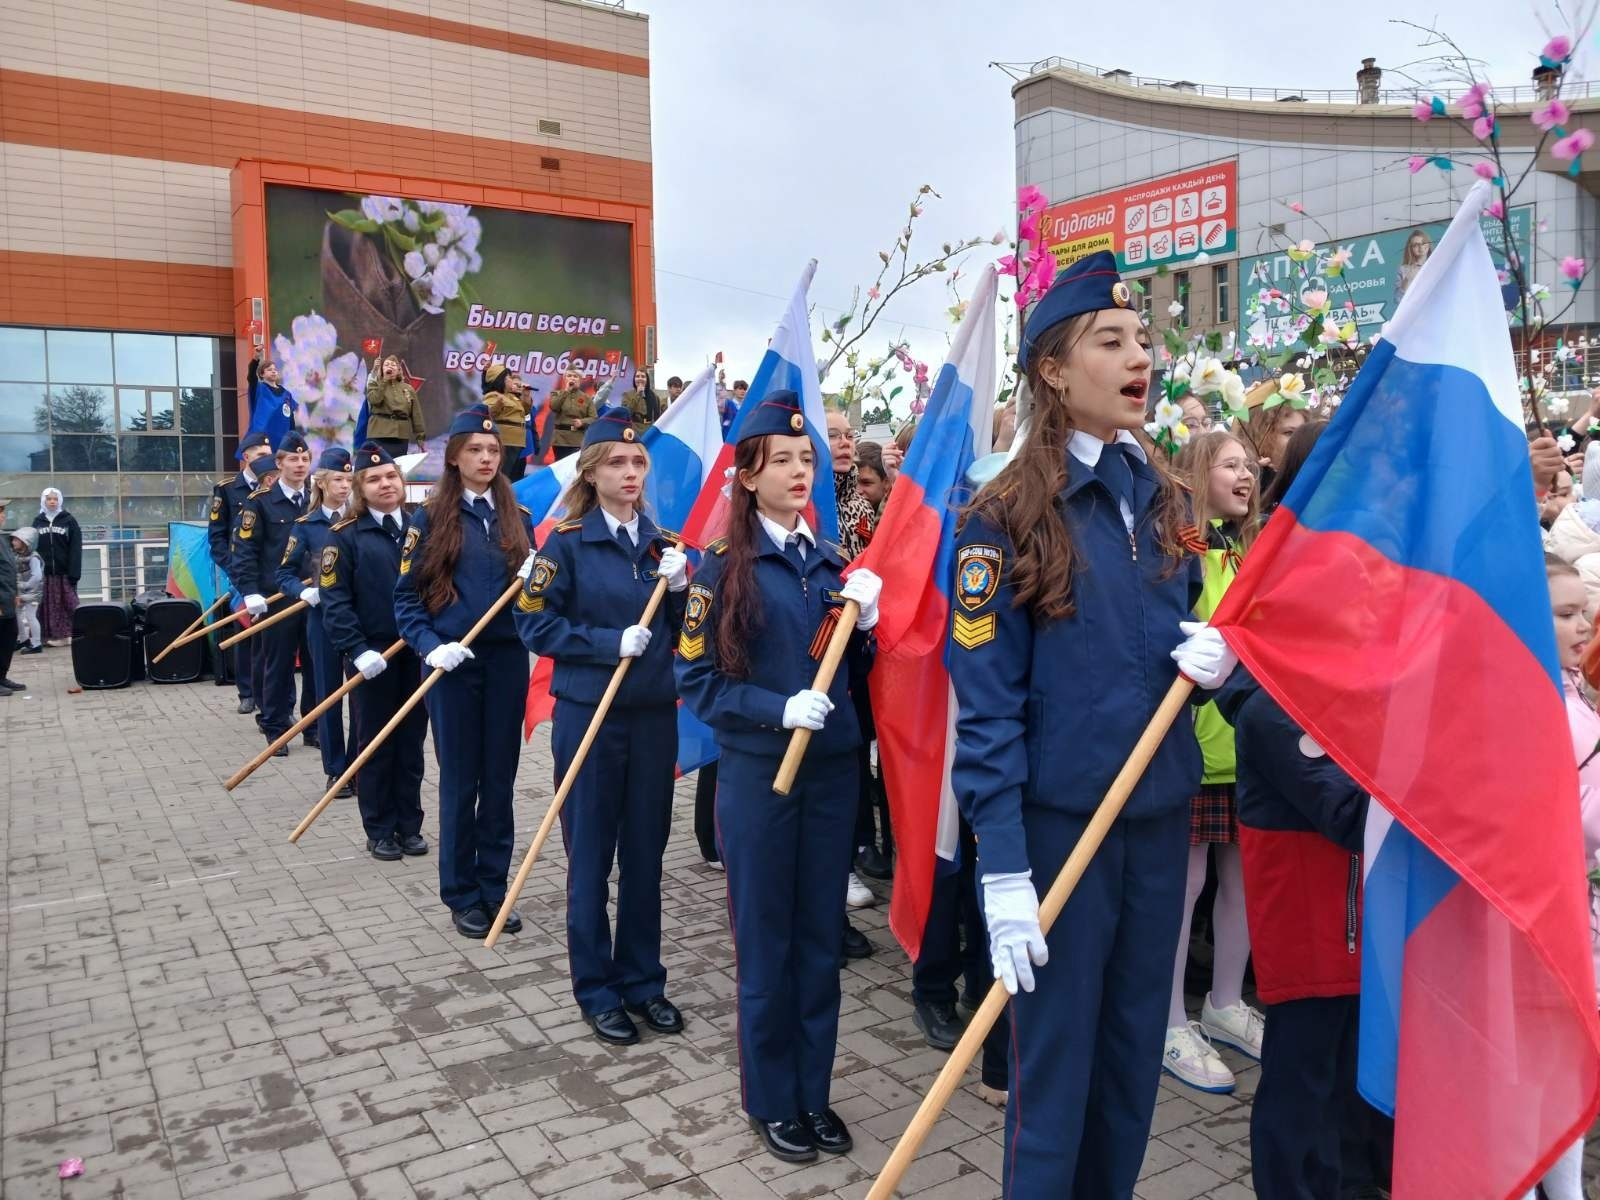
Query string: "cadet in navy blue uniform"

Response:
xmin=210 ymin=431 xmax=272 ymax=714
xmin=322 ymin=443 xmax=429 ymax=861
xmin=675 ymin=390 xmax=883 ymax=1165
xmin=948 ymin=251 xmax=1238 ymax=1198
xmin=516 ymin=407 xmax=690 ymax=1046
xmin=277 ymin=446 xmax=354 ymax=790
xmin=231 ymin=430 xmax=317 ymax=752
xmin=394 ymin=405 xmax=536 ymax=940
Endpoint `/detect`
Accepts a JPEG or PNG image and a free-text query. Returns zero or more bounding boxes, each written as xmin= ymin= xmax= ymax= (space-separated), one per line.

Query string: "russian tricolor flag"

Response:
xmin=1210 ymin=183 xmax=1600 ymax=1198
xmin=855 ymin=265 xmax=997 ymax=958
xmin=684 ymin=260 xmax=839 ymax=547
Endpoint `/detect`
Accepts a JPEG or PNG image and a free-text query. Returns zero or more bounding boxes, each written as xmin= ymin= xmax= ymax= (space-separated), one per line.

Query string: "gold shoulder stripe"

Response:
xmin=555 ymin=518 xmax=583 ymax=534
xmin=332 ymin=516 xmax=357 ymax=531
xmin=706 ymin=537 xmax=729 ymax=556
xmin=294 ymin=512 xmax=312 ymax=523
xmin=655 ymin=526 xmax=681 ymax=543
xmin=678 ymin=631 xmax=705 ymax=660
xmin=516 ymin=503 xmax=532 ymax=516
xmin=248 ymin=485 xmax=270 ymax=498
xmin=951 ymin=611 xmax=997 ymax=651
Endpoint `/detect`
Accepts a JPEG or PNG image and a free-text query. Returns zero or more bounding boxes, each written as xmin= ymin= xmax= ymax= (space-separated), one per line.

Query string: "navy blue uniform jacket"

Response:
xmin=948 ymin=450 xmax=1204 ymax=877
xmin=393 ymin=497 xmax=535 ymax=655
xmin=208 ymin=470 xmax=255 ymax=575
xmin=276 ymin=508 xmax=341 ymax=601
xmin=515 ymin=507 xmax=687 ymax=708
xmin=321 ymin=512 xmax=406 ymax=660
xmin=230 ymin=484 xmax=305 ymax=599
xmin=674 ymin=520 xmax=873 ymax=759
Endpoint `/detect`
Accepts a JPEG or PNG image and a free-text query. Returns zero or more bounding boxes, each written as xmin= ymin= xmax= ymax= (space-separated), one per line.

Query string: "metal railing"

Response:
xmin=75 ymin=536 xmax=175 ymax=603
xmin=1022 ymin=55 xmax=1600 ymax=106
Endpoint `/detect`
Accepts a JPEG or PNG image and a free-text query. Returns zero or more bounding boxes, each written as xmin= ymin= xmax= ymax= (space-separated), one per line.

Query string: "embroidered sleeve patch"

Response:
xmin=952 ymin=611 xmax=997 ymax=650
xmin=678 ymin=630 xmax=705 ymax=660
xmin=319 ymin=546 xmax=339 ymax=588
xmin=956 ymin=544 xmax=1002 ymax=611
xmin=683 ymin=583 xmax=713 ymax=634
xmin=280 ymin=534 xmax=298 ymax=567
xmin=515 ymin=586 xmax=545 ymax=614
xmin=530 ymin=555 xmax=558 ymax=593
xmin=209 ymin=496 xmax=223 ymax=521
xmin=239 ymin=509 xmax=257 ymax=539
xmin=399 ymin=525 xmax=420 ymax=575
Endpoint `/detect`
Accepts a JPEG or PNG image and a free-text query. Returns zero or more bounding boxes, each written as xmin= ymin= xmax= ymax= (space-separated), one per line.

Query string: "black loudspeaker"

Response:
xmin=71 ymin=601 xmax=141 ymax=689
xmin=141 ymin=598 xmax=203 ymax=683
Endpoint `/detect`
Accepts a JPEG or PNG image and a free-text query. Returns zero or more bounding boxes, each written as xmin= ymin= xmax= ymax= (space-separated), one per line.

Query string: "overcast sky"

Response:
xmin=626 ymin=0 xmax=1574 ymax=401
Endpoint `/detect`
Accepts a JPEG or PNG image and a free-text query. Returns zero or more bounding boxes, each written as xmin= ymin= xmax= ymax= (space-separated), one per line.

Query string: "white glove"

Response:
xmin=1171 ymin=620 xmax=1238 ymax=690
xmin=658 ymin=547 xmax=689 ymax=592
xmin=425 ymin=642 xmax=474 ymax=672
xmin=517 ymin=551 xmax=536 ymax=581
xmin=244 ymin=593 xmax=269 ymax=618
xmin=782 ymin=688 xmax=834 ymax=731
xmin=353 ymin=650 xmax=387 ymax=679
xmin=982 ymin=872 xmax=1049 ymax=995
xmin=619 ymin=625 xmax=652 ymax=658
xmin=840 ymin=568 xmax=883 ymax=631
xmin=299 ymin=586 xmax=320 ymax=608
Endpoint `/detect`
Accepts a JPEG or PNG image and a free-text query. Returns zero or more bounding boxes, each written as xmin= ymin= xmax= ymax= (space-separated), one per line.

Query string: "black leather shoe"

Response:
xmin=369 ymin=837 xmax=402 ymax=861
xmin=268 ymin=736 xmax=288 ymax=758
xmin=399 ymin=834 xmax=428 ymax=856
xmin=237 ymin=698 xmax=255 ymax=714
xmin=485 ymin=904 xmax=522 ymax=934
xmin=20 ymin=644 xmax=42 ymax=655
xmin=913 ymin=997 xmax=964 ymax=1051
xmin=452 ymin=906 xmax=491 ymax=938
xmin=588 ymin=1007 xmax=640 ymax=1045
xmin=841 ymin=921 xmax=873 ymax=962
xmin=801 ymin=1109 xmax=852 ymax=1155
xmin=750 ymin=1116 xmax=816 ymax=1163
xmin=326 ymin=775 xmax=352 ymax=798
xmin=302 ymin=729 xmax=320 ymax=749
xmin=625 ymin=996 xmax=684 ymax=1034
xmin=0 ymin=678 xmax=24 ymax=691
xmin=855 ymin=845 xmax=893 ymax=880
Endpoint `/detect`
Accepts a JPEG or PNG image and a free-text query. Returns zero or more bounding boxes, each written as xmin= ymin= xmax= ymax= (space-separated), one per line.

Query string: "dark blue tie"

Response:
xmin=616 ymin=525 xmax=635 ymax=553
xmin=472 ymin=497 xmax=492 ymax=523
xmin=788 ymin=536 xmax=809 ymax=571
xmin=292 ymin=491 xmax=305 ymax=514
xmin=384 ymin=514 xmax=400 ymax=542
xmin=1093 ymin=443 xmax=1134 ymax=511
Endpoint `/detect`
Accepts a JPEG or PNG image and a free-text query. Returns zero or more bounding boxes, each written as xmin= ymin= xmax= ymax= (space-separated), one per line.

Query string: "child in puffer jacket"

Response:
xmin=9 ymin=527 xmax=42 ymax=652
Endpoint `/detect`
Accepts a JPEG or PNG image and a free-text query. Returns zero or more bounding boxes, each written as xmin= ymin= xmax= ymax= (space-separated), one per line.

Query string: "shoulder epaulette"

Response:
xmin=706 ymin=537 xmax=729 ymax=556
xmin=516 ymin=503 xmax=532 ymax=516
xmin=332 ymin=516 xmax=357 ymax=531
xmin=555 ymin=518 xmax=583 ymax=534
xmin=248 ymin=485 xmax=271 ymax=499
xmin=294 ymin=512 xmax=312 ymax=523
xmin=655 ymin=526 xmax=681 ymax=544
xmin=215 ymin=477 xmax=231 ymax=488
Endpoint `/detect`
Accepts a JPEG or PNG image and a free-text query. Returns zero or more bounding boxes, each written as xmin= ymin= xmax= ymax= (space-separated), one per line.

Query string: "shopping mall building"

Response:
xmin=0 ymin=0 xmax=654 ymax=596
xmin=1013 ymin=56 xmax=1600 ymax=383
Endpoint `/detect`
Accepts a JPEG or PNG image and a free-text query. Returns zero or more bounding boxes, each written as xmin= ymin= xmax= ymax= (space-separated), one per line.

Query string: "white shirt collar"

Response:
xmin=463 ymin=488 xmax=495 ymax=511
xmin=278 ymin=479 xmax=303 ymax=503
xmin=321 ymin=506 xmax=341 ymax=521
xmin=1066 ymin=429 xmax=1148 ymax=469
xmin=758 ymin=510 xmax=816 ymax=552
xmin=599 ymin=507 xmax=639 ymax=541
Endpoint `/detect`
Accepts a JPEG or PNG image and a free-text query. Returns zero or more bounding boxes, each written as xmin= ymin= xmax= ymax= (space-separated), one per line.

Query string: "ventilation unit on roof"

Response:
xmin=540 ymin=156 xmax=561 ymax=171
xmin=538 ymin=119 xmax=562 ymax=136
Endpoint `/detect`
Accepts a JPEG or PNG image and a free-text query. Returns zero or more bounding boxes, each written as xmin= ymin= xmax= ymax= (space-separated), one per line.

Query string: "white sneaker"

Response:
xmin=1200 ymin=993 xmax=1265 ymax=1061
xmin=1162 ymin=1023 xmax=1236 ymax=1094
xmin=705 ymin=859 xmax=725 ymax=872
xmin=846 ymin=871 xmax=876 ymax=908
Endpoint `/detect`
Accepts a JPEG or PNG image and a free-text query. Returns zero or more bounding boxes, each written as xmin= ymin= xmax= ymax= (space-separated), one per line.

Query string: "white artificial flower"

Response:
xmin=1152 ymin=398 xmax=1185 ymax=429
xmin=403 ymin=251 xmax=427 ymax=280
xmin=1547 ymin=394 xmax=1573 ymax=418
xmin=1168 ymin=300 xmax=1185 ymax=318
xmin=1278 ymin=372 xmax=1307 ymax=401
xmin=1559 ymin=432 xmax=1577 ymax=452
xmin=1190 ymin=358 xmax=1227 ymax=396
xmin=1171 ymin=359 xmax=1192 ymax=382
xmin=1173 ymin=421 xmax=1193 ymax=448
xmin=1220 ymin=371 xmax=1246 ymax=412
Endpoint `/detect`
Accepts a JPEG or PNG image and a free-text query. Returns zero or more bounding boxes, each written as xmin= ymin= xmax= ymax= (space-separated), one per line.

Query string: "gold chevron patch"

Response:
xmin=951 ymin=611 xmax=997 ymax=650
xmin=678 ymin=631 xmax=705 ymax=661
xmin=515 ymin=588 xmax=544 ymax=614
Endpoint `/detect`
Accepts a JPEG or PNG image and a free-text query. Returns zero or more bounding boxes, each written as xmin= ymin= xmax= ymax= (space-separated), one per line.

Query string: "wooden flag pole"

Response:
xmin=165 ymin=583 xmax=301 ymax=652
xmin=485 ymin=563 xmax=678 ymax=949
xmin=224 ymin=638 xmax=406 ymax=791
xmin=151 ymin=593 xmax=230 ymax=664
xmin=771 ymin=599 xmax=860 ymax=796
xmin=864 ymin=677 xmax=1195 ymax=1199
xmin=219 ymin=598 xmax=309 ymax=649
xmin=287 ymin=578 xmax=525 ymax=844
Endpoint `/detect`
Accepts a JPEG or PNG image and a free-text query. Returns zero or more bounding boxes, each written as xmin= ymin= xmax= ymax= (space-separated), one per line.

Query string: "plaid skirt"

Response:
xmin=1189 ymin=782 xmax=1239 ymax=845
xmin=41 ymin=574 xmax=78 ymax=641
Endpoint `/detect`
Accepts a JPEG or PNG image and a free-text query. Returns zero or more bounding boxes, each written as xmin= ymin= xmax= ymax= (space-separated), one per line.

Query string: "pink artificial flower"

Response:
xmin=1553 ymin=128 xmax=1595 ymax=161
xmin=1026 ymin=252 xmax=1056 ymax=295
xmin=1412 ymin=100 xmax=1433 ymax=123
xmin=1017 ymin=184 xmax=1046 ymax=212
xmin=1018 ymin=211 xmax=1041 ymax=244
xmin=1344 ymin=299 xmax=1356 ymax=310
xmin=1472 ymin=115 xmax=1494 ymax=141
xmin=1533 ymin=98 xmax=1571 ymax=131
xmin=1302 ymin=289 xmax=1329 ymax=311
xmin=1473 ymin=161 xmax=1496 ymax=179
xmin=1485 ymin=200 xmax=1505 ymax=219
xmin=1544 ymin=34 xmax=1573 ymax=62
xmin=991 ymin=230 xmax=1007 ymax=245
xmin=997 ymin=254 xmax=1017 ymax=276
xmin=1408 ymin=155 xmax=1428 ymax=174
xmin=1289 ymin=201 xmax=1305 ymax=213
xmin=913 ymin=362 xmax=930 ymax=385
xmin=1561 ymin=255 xmax=1586 ymax=280
xmin=867 ymin=286 xmax=880 ymax=300
xmin=1458 ymin=82 xmax=1488 ymax=119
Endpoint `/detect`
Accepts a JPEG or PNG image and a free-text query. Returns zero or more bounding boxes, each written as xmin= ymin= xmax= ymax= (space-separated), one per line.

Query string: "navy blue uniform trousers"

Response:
xmin=717 ymin=748 xmax=857 ymax=1122
xmin=999 ymin=805 xmax=1187 ymax=1199
xmin=553 ymin=698 xmax=675 ymax=1016
xmin=350 ymin=649 xmax=426 ymax=843
xmin=234 ymin=634 xmax=256 ymax=703
xmin=427 ymin=641 xmax=527 ymax=912
xmin=305 ymin=608 xmax=347 ymax=777
xmin=258 ymin=607 xmax=311 ymax=736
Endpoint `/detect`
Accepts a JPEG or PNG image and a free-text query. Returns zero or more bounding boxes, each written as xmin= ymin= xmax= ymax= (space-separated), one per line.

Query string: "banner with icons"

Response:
xmin=1040 ymin=160 xmax=1238 ymax=273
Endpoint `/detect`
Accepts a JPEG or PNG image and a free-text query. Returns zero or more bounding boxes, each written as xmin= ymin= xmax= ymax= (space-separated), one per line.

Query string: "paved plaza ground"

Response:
xmin=0 ymin=646 xmax=1577 ymax=1199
